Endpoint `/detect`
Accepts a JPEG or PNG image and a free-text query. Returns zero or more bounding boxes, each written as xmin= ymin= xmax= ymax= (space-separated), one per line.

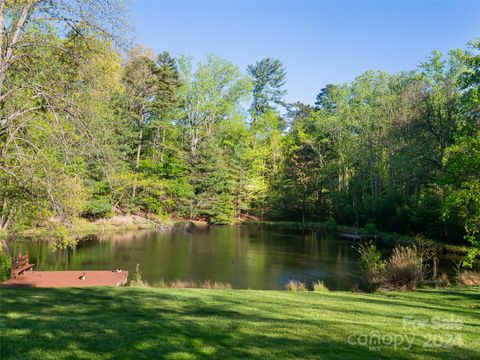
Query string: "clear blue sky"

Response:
xmin=130 ymin=1 xmax=480 ymax=104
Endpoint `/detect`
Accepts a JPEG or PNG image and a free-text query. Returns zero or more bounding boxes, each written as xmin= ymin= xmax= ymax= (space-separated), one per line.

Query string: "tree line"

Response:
xmin=0 ymin=1 xmax=478 ymax=258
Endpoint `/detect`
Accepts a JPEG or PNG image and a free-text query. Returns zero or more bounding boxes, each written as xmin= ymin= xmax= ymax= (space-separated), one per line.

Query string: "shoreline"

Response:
xmin=0 ymin=215 xmax=207 ymax=240
xmin=242 ymin=220 xmax=478 ymax=257
xmin=2 ymin=217 xmax=477 ymax=258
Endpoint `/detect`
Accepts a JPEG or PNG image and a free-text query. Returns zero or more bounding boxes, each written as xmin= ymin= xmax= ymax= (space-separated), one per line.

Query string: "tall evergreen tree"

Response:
xmin=247 ymin=58 xmax=287 ymax=119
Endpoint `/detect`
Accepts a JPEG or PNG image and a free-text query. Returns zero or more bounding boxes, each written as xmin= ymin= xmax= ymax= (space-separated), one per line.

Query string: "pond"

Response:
xmin=8 ymin=224 xmax=463 ymax=290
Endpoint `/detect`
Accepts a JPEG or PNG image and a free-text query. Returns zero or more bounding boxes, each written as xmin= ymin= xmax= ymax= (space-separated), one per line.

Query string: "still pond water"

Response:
xmin=9 ymin=224 xmax=460 ymax=290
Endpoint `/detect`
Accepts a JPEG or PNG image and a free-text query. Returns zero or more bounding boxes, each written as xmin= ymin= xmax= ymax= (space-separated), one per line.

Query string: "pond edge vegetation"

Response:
xmin=1 ymin=1 xmax=479 ymax=294
xmin=2 ymin=220 xmax=479 ymax=292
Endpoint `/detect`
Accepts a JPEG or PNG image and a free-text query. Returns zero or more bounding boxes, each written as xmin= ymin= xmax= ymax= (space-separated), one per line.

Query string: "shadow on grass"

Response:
xmin=0 ymin=287 xmax=479 ymax=360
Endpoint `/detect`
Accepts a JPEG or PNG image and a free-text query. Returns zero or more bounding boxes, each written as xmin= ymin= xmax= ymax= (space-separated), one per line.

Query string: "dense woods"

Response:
xmin=0 ymin=1 xmax=478 ymax=259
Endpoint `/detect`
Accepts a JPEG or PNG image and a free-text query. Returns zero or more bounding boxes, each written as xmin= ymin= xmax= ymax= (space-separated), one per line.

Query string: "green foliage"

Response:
xmin=409 ymin=190 xmax=446 ymax=240
xmin=443 ymin=131 xmax=480 ymax=266
xmin=323 ymin=217 xmax=337 ymax=231
xmin=247 ymin=58 xmax=287 ymax=117
xmin=356 ymin=242 xmax=386 ymax=289
xmin=357 ymin=242 xmax=438 ymax=291
xmin=263 ymin=47 xmax=477 ymax=250
xmin=130 ymin=263 xmax=147 ymax=287
xmin=81 ymin=180 xmax=114 ymax=219
xmin=413 ymin=235 xmax=439 ymax=266
xmin=82 ymin=198 xmax=113 ymax=219
xmin=156 ymin=51 xmax=183 ymax=116
xmin=363 ymin=223 xmax=378 ymax=236
xmin=208 ymin=194 xmax=236 ymax=225
xmin=0 ymin=0 xmax=478 ymax=253
xmin=0 ymin=249 xmax=11 ymax=282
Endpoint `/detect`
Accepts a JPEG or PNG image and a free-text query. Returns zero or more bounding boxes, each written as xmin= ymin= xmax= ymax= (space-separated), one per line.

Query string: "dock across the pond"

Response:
xmin=338 ymin=233 xmax=377 ymax=241
xmin=0 ymin=270 xmax=128 ymax=288
xmin=338 ymin=233 xmax=363 ymax=241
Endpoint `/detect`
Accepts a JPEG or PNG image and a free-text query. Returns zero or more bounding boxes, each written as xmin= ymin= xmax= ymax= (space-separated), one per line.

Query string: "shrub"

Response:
xmin=414 ymin=235 xmax=439 ymax=279
xmin=284 ymin=280 xmax=306 ymax=291
xmin=129 ymin=263 xmax=148 ymax=287
xmin=436 ymin=273 xmax=451 ymax=287
xmin=0 ymin=249 xmax=11 ymax=282
xmin=312 ymin=280 xmax=329 ymax=292
xmin=456 ymin=270 xmax=480 ymax=285
xmin=323 ymin=217 xmax=337 ymax=231
xmin=385 ymin=245 xmax=423 ymax=289
xmin=363 ymin=222 xmax=378 ymax=236
xmin=418 ymin=273 xmax=451 ymax=289
xmin=82 ymin=197 xmax=113 ymax=219
xmin=356 ymin=242 xmax=385 ymax=288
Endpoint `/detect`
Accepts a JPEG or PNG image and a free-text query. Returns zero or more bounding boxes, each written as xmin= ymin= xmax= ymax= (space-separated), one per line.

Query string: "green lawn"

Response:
xmin=1 ymin=287 xmax=479 ymax=359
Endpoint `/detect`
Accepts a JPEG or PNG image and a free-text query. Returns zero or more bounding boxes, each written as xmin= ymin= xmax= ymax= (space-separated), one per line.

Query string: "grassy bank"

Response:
xmin=0 ymin=216 xmax=201 ymax=240
xmin=1 ymin=286 xmax=479 ymax=359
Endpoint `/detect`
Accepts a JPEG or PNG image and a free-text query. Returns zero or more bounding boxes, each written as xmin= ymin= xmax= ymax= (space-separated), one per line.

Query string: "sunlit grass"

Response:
xmin=0 ymin=286 xmax=479 ymax=359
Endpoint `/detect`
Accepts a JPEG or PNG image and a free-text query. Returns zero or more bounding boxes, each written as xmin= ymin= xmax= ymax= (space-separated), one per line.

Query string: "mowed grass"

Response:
xmin=0 ymin=286 xmax=479 ymax=359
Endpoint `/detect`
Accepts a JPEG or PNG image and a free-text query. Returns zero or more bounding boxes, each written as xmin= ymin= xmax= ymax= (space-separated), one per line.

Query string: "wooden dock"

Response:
xmin=0 ymin=270 xmax=128 ymax=288
xmin=338 ymin=233 xmax=377 ymax=241
xmin=338 ymin=233 xmax=363 ymax=241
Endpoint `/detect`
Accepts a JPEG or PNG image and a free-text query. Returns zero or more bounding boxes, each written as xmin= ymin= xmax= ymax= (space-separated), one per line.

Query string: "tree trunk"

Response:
xmin=352 ymin=191 xmax=359 ymax=228
xmin=1 ymin=238 xmax=10 ymax=254
xmin=0 ymin=1 xmax=33 ymax=97
xmin=132 ymin=123 xmax=143 ymax=199
xmin=190 ymin=128 xmax=198 ymax=159
xmin=0 ymin=199 xmax=11 ymax=231
xmin=160 ymin=126 xmax=166 ymax=163
xmin=1 ymin=215 xmax=10 ymax=231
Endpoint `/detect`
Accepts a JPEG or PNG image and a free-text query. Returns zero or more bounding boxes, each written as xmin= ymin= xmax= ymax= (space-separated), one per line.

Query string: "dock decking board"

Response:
xmin=0 ymin=271 xmax=128 ymax=288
